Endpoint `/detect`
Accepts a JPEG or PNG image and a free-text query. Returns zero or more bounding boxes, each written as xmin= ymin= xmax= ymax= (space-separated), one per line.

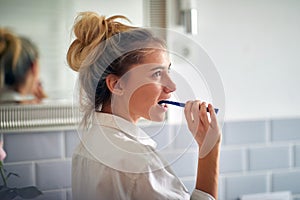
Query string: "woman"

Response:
xmin=0 ymin=28 xmax=46 ymax=104
xmin=68 ymin=12 xmax=221 ymax=200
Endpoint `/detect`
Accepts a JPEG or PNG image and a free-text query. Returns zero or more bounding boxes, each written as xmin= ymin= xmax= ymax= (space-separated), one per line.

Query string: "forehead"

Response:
xmin=124 ymin=49 xmax=170 ymax=76
xmin=139 ymin=49 xmax=170 ymax=66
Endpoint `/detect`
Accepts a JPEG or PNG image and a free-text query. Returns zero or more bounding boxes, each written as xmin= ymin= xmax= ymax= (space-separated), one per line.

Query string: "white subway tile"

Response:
xmin=162 ymin=151 xmax=198 ymax=177
xmin=225 ymin=174 xmax=267 ymax=200
xmin=36 ymin=160 xmax=71 ymax=191
xmin=172 ymin=124 xmax=198 ymax=149
xmin=0 ymin=163 xmax=34 ymax=188
xmin=249 ymin=146 xmax=290 ymax=171
xmin=220 ymin=148 xmax=245 ymax=173
xmin=295 ymin=145 xmax=300 ymax=167
xmin=223 ymin=121 xmax=267 ymax=145
xmin=65 ymin=130 xmax=80 ymax=158
xmin=271 ymin=119 xmax=300 ymax=142
xmin=272 ymin=171 xmax=300 ymax=194
xmin=3 ymin=131 xmax=63 ymax=162
xmin=33 ymin=189 xmax=67 ymax=200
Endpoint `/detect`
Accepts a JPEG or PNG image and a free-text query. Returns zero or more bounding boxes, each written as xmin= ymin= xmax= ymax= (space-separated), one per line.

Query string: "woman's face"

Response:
xmin=117 ymin=50 xmax=176 ymax=122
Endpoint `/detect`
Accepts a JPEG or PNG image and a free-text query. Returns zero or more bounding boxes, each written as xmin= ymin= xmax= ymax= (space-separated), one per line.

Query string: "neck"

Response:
xmin=101 ymin=103 xmax=139 ymax=124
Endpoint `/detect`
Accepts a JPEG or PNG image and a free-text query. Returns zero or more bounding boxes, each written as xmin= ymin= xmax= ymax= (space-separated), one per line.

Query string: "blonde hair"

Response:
xmin=0 ymin=28 xmax=21 ymax=88
xmin=67 ymin=11 xmax=166 ymax=127
xmin=0 ymin=28 xmax=39 ymax=90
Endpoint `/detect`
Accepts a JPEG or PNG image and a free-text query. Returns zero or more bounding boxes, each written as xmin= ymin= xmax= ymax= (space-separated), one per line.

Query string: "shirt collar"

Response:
xmin=94 ymin=112 xmax=157 ymax=149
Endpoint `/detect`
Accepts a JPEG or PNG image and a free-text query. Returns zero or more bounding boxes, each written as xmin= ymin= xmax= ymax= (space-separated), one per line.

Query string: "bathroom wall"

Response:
xmin=154 ymin=118 xmax=300 ymax=200
xmin=2 ymin=117 xmax=300 ymax=200
xmin=167 ymin=0 xmax=300 ymax=121
xmin=192 ymin=0 xmax=300 ymax=121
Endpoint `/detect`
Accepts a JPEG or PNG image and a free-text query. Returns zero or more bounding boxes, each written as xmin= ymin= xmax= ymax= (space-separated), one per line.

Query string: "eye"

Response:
xmin=152 ymin=71 xmax=162 ymax=78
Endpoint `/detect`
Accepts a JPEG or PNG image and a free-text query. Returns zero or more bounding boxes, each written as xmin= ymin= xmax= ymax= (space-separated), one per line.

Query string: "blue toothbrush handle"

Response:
xmin=158 ymin=100 xmax=219 ymax=114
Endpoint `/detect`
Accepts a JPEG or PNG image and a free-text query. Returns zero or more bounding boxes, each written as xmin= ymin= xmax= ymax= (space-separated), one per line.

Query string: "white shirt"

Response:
xmin=0 ymin=87 xmax=35 ymax=103
xmin=72 ymin=112 xmax=215 ymax=200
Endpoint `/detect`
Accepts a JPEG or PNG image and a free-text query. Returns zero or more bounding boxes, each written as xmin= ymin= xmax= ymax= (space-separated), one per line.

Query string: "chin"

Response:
xmin=148 ymin=112 xmax=166 ymax=122
xmin=150 ymin=117 xmax=165 ymax=122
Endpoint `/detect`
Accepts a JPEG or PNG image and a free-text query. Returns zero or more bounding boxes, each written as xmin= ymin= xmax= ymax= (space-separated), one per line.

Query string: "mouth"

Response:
xmin=157 ymin=100 xmax=168 ymax=110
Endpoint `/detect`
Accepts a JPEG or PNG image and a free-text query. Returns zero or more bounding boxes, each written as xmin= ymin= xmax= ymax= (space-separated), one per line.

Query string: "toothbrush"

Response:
xmin=158 ymin=100 xmax=219 ymax=114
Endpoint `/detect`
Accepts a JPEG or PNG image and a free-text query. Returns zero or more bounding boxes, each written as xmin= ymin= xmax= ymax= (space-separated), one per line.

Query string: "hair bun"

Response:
xmin=0 ymin=28 xmax=21 ymax=68
xmin=0 ymin=29 xmax=9 ymax=55
xmin=67 ymin=12 xmax=133 ymax=72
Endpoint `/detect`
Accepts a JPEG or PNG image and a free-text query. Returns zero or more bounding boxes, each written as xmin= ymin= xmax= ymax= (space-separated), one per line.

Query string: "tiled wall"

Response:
xmin=1 ymin=118 xmax=300 ymax=200
xmin=1 ymin=130 xmax=74 ymax=199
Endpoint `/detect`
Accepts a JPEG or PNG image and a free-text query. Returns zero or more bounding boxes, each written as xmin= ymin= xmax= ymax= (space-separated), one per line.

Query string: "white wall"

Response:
xmin=193 ymin=0 xmax=300 ymax=120
xmin=167 ymin=0 xmax=300 ymax=121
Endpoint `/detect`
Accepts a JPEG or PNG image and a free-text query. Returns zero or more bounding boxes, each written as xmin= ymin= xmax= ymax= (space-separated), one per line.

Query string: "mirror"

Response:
xmin=0 ymin=0 xmax=144 ymax=101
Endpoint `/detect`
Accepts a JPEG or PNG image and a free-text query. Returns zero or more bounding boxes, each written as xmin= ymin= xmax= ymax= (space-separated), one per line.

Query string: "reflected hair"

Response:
xmin=0 ymin=28 xmax=39 ymax=90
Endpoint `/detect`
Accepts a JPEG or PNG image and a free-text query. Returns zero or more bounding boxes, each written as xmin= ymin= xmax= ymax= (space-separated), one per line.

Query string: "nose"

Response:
xmin=163 ymin=74 xmax=176 ymax=93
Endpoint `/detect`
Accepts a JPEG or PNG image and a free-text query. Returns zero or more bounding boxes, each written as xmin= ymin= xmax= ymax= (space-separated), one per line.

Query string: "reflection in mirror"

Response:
xmin=0 ymin=28 xmax=47 ymax=104
xmin=0 ymin=0 xmax=76 ymax=101
xmin=0 ymin=0 xmax=144 ymax=131
xmin=0 ymin=0 xmax=144 ymax=102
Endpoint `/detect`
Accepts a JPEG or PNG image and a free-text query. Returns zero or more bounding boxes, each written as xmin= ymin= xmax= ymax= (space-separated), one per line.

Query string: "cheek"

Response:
xmin=129 ymin=84 xmax=161 ymax=108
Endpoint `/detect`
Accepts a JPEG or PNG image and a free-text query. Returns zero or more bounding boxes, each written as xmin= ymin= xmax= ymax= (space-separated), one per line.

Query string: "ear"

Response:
xmin=105 ymin=74 xmax=124 ymax=95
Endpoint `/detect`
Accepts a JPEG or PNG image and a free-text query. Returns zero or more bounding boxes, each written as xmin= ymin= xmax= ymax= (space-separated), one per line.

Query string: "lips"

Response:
xmin=158 ymin=102 xmax=167 ymax=108
xmin=157 ymin=100 xmax=168 ymax=109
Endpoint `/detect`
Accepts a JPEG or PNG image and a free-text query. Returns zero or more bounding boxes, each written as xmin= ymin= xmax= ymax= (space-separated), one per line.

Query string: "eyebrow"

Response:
xmin=150 ymin=63 xmax=171 ymax=71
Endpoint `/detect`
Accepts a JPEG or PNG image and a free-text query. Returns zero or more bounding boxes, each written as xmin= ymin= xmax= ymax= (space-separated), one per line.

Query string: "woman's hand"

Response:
xmin=184 ymin=100 xmax=221 ymax=158
xmin=32 ymin=80 xmax=47 ymax=100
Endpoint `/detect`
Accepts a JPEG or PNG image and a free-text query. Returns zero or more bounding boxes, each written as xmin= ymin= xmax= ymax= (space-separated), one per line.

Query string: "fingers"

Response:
xmin=184 ymin=100 xmax=220 ymax=148
xmin=191 ymin=100 xmax=201 ymax=122
xmin=199 ymin=102 xmax=209 ymax=127
xmin=208 ymin=103 xmax=218 ymax=128
xmin=184 ymin=100 xmax=193 ymax=123
xmin=184 ymin=100 xmax=202 ymax=120
xmin=184 ymin=101 xmax=201 ymax=134
xmin=185 ymin=100 xmax=209 ymax=125
xmin=184 ymin=100 xmax=217 ymax=129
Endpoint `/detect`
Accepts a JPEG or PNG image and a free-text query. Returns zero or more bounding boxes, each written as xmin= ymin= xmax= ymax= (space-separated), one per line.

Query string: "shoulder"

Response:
xmin=0 ymin=87 xmax=34 ymax=103
xmin=0 ymin=88 xmax=17 ymax=102
xmin=74 ymin=124 xmax=163 ymax=173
